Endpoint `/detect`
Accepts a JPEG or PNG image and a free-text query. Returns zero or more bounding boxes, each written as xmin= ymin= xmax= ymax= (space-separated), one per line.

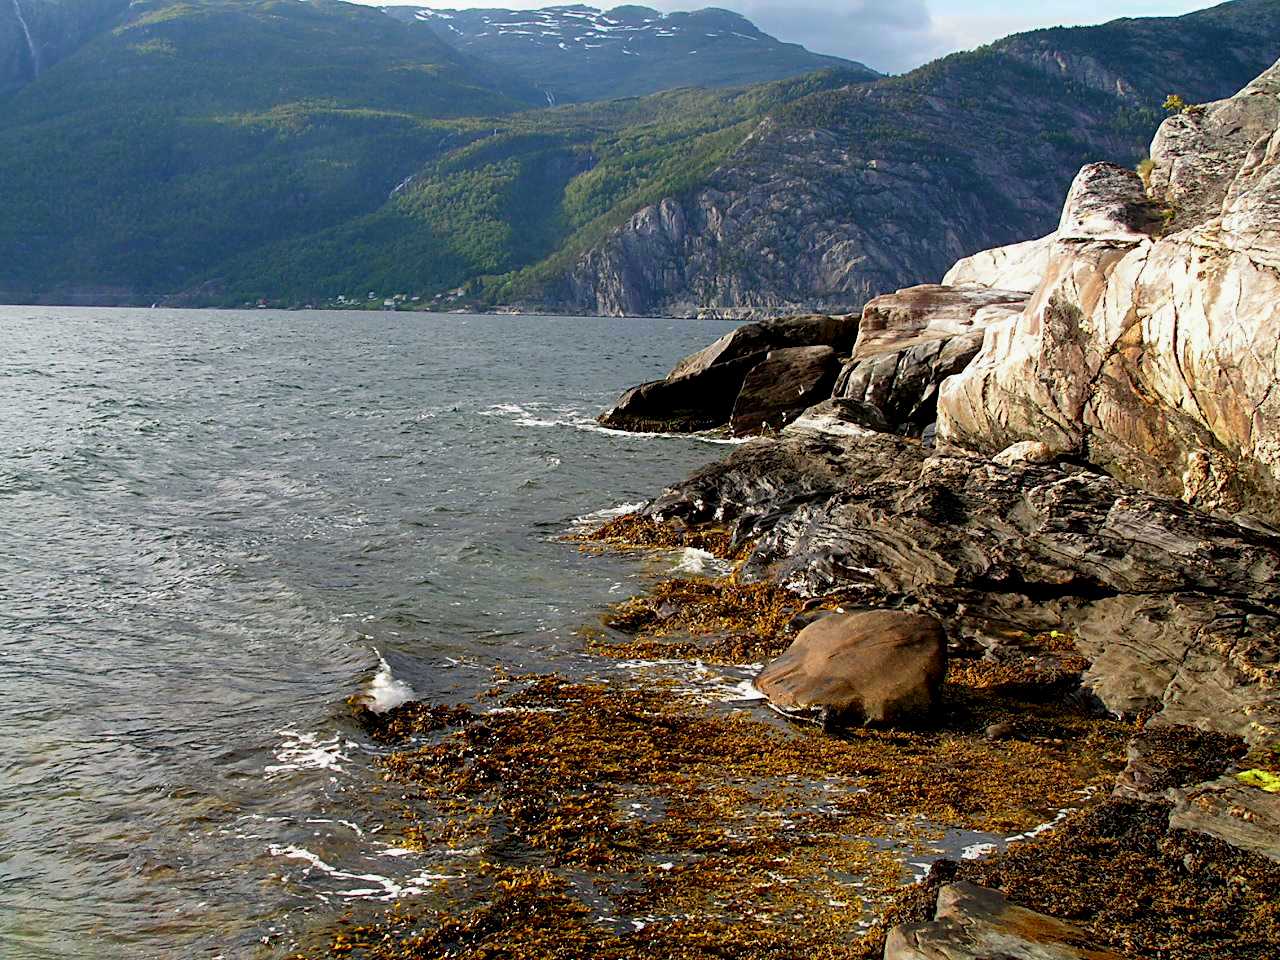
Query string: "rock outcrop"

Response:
xmin=885 ymin=882 xmax=1128 ymax=960
xmin=833 ymin=285 xmax=1028 ymax=435
xmin=596 ymin=54 xmax=1280 ymax=960
xmin=754 ymin=610 xmax=946 ymax=730
xmin=942 ymin=235 xmax=1055 ymax=292
xmin=729 ymin=345 xmax=839 ymax=436
xmin=598 ymin=314 xmax=857 ymax=434
xmin=1169 ymin=776 xmax=1280 ymax=863
xmin=645 ymin=416 xmax=1280 ymax=748
xmin=939 ymin=62 xmax=1280 ymax=525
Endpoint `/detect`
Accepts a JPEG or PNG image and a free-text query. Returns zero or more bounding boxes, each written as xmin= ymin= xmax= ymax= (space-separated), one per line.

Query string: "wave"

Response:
xmin=360 ymin=652 xmax=416 ymax=714
xmin=572 ymin=500 xmax=647 ymax=528
xmin=480 ymin=402 xmax=749 ymax=445
xmin=671 ymin=547 xmax=732 ymax=577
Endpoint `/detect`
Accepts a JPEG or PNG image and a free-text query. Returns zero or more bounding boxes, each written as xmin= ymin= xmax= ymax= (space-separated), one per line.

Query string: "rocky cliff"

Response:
xmin=541 ymin=1 xmax=1280 ymax=319
xmin=939 ymin=60 xmax=1280 ymax=527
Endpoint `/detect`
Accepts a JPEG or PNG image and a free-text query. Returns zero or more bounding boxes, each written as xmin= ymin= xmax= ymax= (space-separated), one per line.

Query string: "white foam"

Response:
xmin=362 ymin=652 xmax=416 ymax=714
xmin=671 ymin=547 xmax=731 ymax=577
xmin=481 ymin=402 xmax=748 ymax=445
xmin=268 ymin=844 xmax=459 ymax=901
xmin=573 ymin=501 xmax=646 ymax=527
xmin=265 ymin=731 xmax=353 ymax=776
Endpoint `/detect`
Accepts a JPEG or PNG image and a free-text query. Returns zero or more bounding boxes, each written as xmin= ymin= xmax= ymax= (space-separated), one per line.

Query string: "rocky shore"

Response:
xmin=296 ymin=61 xmax=1280 ymax=960
xmin=589 ymin=59 xmax=1280 ymax=957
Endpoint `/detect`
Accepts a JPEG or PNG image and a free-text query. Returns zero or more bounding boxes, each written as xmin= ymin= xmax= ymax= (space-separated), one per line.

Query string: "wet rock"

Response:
xmin=1113 ymin=723 xmax=1246 ymax=801
xmin=788 ymin=397 xmax=889 ymax=436
xmin=985 ymin=722 xmax=1016 ymax=741
xmin=884 ymin=881 xmax=1129 ymax=959
xmin=729 ymin=345 xmax=839 ymax=436
xmin=644 ymin=426 xmax=1280 ymax=748
xmin=753 ymin=610 xmax=946 ymax=730
xmin=596 ymin=354 xmax=763 ymax=432
xmin=1169 ymin=776 xmax=1280 ymax=863
xmin=598 ymin=314 xmax=857 ymax=433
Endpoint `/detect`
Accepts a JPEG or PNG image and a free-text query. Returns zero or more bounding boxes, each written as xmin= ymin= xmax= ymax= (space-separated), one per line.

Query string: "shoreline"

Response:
xmin=290 ymin=405 xmax=1280 ymax=958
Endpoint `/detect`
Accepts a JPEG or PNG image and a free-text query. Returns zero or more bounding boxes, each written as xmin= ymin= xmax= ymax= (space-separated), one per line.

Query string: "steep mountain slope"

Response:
xmin=210 ymin=70 xmax=859 ymax=306
xmin=0 ymin=0 xmax=127 ymax=94
xmin=382 ymin=4 xmax=876 ymax=104
xmin=529 ymin=0 xmax=1280 ymax=317
xmin=0 ymin=0 xmax=539 ymax=304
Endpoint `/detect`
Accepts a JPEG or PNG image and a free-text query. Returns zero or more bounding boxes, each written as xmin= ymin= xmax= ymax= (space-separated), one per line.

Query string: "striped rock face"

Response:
xmin=754 ymin=610 xmax=947 ymax=731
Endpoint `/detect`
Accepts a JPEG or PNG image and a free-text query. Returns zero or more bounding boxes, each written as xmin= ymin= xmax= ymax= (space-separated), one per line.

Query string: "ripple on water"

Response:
xmin=0 ymin=306 xmax=737 ymax=959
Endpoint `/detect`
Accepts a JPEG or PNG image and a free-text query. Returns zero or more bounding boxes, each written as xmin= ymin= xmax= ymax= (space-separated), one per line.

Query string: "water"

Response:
xmin=0 ymin=306 xmax=740 ymax=959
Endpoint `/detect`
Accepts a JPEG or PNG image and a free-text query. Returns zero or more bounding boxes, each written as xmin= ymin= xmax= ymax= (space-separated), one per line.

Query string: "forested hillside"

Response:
xmin=3 ymin=0 xmax=1280 ymax=312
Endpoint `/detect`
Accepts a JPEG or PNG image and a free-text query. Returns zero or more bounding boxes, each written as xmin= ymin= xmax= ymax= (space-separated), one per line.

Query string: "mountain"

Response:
xmin=0 ymin=0 xmax=128 ymax=94
xmin=0 ymin=0 xmax=541 ymax=304
xmin=528 ymin=0 xmax=1280 ymax=316
xmin=201 ymin=69 xmax=860 ymax=308
xmin=381 ymin=4 xmax=878 ymax=104
xmin=231 ymin=0 xmax=1280 ymax=315
xmin=3 ymin=0 xmax=1280 ymax=310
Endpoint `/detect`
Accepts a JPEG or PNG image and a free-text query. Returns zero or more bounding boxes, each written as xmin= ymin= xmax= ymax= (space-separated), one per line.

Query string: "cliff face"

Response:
xmin=541 ymin=3 xmax=1280 ymax=319
xmin=939 ymin=60 xmax=1280 ymax=526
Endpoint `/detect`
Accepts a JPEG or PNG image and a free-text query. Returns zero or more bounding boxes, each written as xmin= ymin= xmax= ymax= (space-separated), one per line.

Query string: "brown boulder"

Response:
xmin=730 ymin=345 xmax=838 ymax=437
xmin=885 ymin=882 xmax=1129 ymax=960
xmin=753 ymin=610 xmax=946 ymax=731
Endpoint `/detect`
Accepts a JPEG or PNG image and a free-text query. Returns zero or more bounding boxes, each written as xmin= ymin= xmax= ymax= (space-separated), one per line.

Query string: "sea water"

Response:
xmin=0 ymin=306 xmax=740 ymax=958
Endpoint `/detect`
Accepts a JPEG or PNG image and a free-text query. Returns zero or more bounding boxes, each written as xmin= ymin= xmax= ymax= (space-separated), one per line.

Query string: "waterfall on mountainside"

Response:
xmin=12 ymin=0 xmax=39 ymax=78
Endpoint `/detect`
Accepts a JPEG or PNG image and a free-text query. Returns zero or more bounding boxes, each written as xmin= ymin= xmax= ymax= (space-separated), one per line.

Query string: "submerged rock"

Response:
xmin=885 ymin=881 xmax=1129 ymax=959
xmin=753 ymin=610 xmax=946 ymax=730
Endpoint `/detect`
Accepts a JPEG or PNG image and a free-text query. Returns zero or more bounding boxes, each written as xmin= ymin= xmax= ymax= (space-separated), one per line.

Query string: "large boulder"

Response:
xmin=835 ymin=285 xmax=1027 ymax=435
xmin=729 ymin=345 xmax=838 ymax=436
xmin=939 ymin=60 xmax=1280 ymax=526
xmin=885 ymin=882 xmax=1129 ymax=960
xmin=598 ymin=313 xmax=858 ymax=433
xmin=753 ymin=610 xmax=946 ymax=731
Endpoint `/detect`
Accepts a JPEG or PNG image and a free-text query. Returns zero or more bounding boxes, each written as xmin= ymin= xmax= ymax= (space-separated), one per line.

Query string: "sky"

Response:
xmin=376 ymin=0 xmax=1227 ymax=73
